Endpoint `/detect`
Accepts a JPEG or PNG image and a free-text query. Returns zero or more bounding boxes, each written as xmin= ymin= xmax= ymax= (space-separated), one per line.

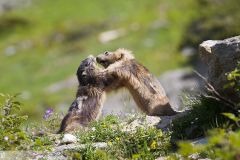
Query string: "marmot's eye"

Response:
xmin=104 ymin=51 xmax=109 ymax=56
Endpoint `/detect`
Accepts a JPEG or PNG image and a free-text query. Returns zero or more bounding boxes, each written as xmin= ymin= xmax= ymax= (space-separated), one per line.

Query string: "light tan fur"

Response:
xmin=96 ymin=48 xmax=177 ymax=116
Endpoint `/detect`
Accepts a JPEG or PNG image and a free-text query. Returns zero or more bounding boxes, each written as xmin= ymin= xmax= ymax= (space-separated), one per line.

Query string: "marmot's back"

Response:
xmin=118 ymin=59 xmax=176 ymax=116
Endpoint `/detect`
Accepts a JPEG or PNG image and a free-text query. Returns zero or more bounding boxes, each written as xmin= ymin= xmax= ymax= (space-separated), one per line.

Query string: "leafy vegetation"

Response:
xmin=177 ymin=122 xmax=240 ymax=160
xmin=225 ymin=62 xmax=240 ymax=96
xmin=171 ymin=63 xmax=240 ymax=160
xmin=73 ymin=115 xmax=172 ymax=159
xmin=0 ymin=93 xmax=29 ymax=150
xmin=171 ymin=95 xmax=231 ymax=140
xmin=0 ymin=93 xmax=53 ymax=151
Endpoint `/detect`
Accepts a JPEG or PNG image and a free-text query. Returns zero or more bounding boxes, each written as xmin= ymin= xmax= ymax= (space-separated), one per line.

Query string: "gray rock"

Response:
xmin=155 ymin=157 xmax=167 ymax=160
xmin=159 ymin=69 xmax=203 ymax=111
xmin=122 ymin=115 xmax=160 ymax=132
xmin=61 ymin=134 xmax=77 ymax=144
xmin=54 ymin=142 xmax=107 ymax=153
xmin=199 ymin=36 xmax=240 ymax=102
xmin=191 ymin=137 xmax=208 ymax=145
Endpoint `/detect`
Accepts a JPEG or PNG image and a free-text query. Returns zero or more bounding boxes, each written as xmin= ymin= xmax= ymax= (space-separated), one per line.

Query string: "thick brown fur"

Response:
xmin=58 ymin=56 xmax=106 ymax=133
xmin=96 ymin=48 xmax=177 ymax=116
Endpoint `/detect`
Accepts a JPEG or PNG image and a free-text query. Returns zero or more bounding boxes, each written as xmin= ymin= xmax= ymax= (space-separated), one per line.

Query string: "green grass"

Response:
xmin=0 ymin=0 xmax=199 ymax=120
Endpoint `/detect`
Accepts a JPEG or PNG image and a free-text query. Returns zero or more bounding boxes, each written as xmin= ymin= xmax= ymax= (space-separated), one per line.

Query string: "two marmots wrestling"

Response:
xmin=58 ymin=48 xmax=177 ymax=133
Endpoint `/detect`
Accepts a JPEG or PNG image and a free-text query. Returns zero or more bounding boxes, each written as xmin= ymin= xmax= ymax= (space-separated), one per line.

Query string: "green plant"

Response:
xmin=171 ymin=95 xmax=230 ymax=140
xmin=78 ymin=115 xmax=123 ymax=143
xmin=0 ymin=93 xmax=30 ymax=150
xmin=109 ymin=126 xmax=171 ymax=159
xmin=63 ymin=145 xmax=111 ymax=160
xmin=225 ymin=62 xmax=240 ymax=97
xmin=42 ymin=109 xmax=63 ymax=133
xmin=171 ymin=64 xmax=240 ymax=160
xmin=74 ymin=115 xmax=172 ymax=159
xmin=30 ymin=136 xmax=53 ymax=151
xmin=0 ymin=93 xmax=54 ymax=151
xmin=176 ymin=128 xmax=240 ymax=160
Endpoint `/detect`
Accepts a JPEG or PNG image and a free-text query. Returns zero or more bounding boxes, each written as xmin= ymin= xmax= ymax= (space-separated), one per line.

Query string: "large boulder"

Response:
xmin=199 ymin=36 xmax=240 ymax=102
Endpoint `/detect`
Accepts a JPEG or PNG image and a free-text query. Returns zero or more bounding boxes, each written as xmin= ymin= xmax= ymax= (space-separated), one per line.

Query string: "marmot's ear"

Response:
xmin=117 ymin=52 xmax=124 ymax=61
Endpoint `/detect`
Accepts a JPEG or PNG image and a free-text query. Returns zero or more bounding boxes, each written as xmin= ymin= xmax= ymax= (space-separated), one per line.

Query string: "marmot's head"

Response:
xmin=96 ymin=48 xmax=134 ymax=68
xmin=77 ymin=55 xmax=98 ymax=86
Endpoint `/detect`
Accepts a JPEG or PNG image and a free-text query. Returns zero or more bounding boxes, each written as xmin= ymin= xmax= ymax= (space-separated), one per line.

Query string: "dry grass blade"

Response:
xmin=193 ymin=70 xmax=238 ymax=112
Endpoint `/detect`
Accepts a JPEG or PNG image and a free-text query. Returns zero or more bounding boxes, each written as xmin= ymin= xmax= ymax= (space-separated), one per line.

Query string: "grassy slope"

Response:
xmin=0 ymin=0 xmax=198 ymax=120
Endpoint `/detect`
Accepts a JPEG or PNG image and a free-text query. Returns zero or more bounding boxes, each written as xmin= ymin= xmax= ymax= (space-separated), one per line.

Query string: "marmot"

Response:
xmin=58 ymin=56 xmax=106 ymax=133
xmin=96 ymin=48 xmax=177 ymax=116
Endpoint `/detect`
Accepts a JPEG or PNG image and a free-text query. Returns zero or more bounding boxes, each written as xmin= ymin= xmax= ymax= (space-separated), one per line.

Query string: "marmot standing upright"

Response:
xmin=96 ymin=48 xmax=177 ymax=116
xmin=58 ymin=56 xmax=106 ymax=133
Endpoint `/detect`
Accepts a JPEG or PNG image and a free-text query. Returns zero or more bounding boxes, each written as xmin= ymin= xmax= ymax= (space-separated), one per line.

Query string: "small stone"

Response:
xmin=4 ymin=45 xmax=16 ymax=56
xmin=122 ymin=115 xmax=160 ymax=132
xmin=145 ymin=116 xmax=161 ymax=125
xmin=62 ymin=134 xmax=77 ymax=144
xmin=191 ymin=137 xmax=208 ymax=145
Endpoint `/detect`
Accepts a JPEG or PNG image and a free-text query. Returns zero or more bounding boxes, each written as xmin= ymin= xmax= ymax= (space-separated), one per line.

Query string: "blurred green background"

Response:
xmin=0 ymin=0 xmax=239 ymax=120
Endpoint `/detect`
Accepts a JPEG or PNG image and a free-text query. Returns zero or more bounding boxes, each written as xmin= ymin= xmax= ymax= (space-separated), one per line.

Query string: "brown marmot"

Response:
xmin=96 ymin=48 xmax=177 ymax=116
xmin=58 ymin=56 xmax=106 ymax=133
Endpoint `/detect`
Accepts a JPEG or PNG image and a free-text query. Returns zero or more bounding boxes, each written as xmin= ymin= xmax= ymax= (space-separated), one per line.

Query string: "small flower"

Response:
xmin=4 ymin=136 xmax=9 ymax=141
xmin=150 ymin=140 xmax=157 ymax=149
xmin=116 ymin=137 xmax=120 ymax=141
xmin=157 ymin=131 xmax=163 ymax=137
xmin=43 ymin=108 xmax=53 ymax=120
xmin=91 ymin=127 xmax=96 ymax=131
xmin=107 ymin=141 xmax=112 ymax=146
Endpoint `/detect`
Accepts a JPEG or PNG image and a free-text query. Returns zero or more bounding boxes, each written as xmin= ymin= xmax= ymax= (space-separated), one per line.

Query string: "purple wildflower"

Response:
xmin=43 ymin=108 xmax=53 ymax=120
